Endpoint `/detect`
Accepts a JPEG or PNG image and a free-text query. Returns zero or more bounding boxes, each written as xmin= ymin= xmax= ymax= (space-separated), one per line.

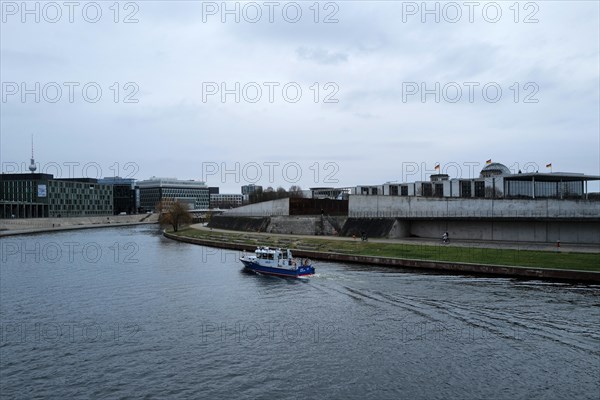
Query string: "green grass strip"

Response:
xmin=172 ymin=228 xmax=600 ymax=272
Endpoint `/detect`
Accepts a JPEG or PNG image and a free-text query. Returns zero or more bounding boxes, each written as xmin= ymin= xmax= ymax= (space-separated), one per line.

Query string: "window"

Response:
xmin=474 ymin=181 xmax=485 ymax=198
xmin=422 ymin=183 xmax=432 ymax=197
xmin=460 ymin=181 xmax=471 ymax=198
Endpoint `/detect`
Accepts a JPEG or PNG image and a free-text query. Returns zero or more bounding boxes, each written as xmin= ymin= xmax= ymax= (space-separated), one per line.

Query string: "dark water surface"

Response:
xmin=1 ymin=226 xmax=599 ymax=399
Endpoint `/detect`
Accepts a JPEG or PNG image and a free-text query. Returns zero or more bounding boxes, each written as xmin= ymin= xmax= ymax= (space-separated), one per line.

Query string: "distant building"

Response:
xmin=241 ymin=184 xmax=262 ymax=195
xmin=241 ymin=184 xmax=263 ymax=203
xmin=310 ymin=187 xmax=350 ymax=200
xmin=0 ymin=173 xmax=113 ymax=218
xmin=353 ymin=185 xmax=383 ymax=196
xmin=210 ymin=193 xmax=243 ymax=209
xmin=377 ymin=163 xmax=599 ymax=199
xmin=137 ymin=177 xmax=209 ymax=211
xmin=98 ymin=177 xmax=138 ymax=215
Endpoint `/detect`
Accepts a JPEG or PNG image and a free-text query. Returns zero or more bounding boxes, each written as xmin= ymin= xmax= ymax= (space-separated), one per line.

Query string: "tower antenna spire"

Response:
xmin=29 ymin=134 xmax=37 ymax=173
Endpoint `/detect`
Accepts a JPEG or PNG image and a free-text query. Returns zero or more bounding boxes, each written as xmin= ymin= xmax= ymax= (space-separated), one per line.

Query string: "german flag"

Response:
xmin=486 ymin=159 xmax=492 ymax=164
xmin=546 ymin=163 xmax=552 ymax=168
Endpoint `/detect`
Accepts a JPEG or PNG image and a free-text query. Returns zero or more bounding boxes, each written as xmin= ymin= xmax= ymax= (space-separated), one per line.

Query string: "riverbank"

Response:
xmin=0 ymin=214 xmax=159 ymax=237
xmin=165 ymin=226 xmax=600 ymax=282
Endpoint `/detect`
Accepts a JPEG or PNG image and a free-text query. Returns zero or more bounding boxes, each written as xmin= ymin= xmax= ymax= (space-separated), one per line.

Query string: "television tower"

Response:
xmin=28 ymin=134 xmax=37 ymax=173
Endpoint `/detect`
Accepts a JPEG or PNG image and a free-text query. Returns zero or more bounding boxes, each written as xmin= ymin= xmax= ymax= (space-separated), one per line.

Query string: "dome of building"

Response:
xmin=480 ymin=162 xmax=511 ymax=177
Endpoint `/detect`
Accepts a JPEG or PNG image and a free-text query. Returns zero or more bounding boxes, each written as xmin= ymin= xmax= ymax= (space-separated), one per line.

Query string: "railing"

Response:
xmin=219 ymin=211 xmax=292 ymax=217
xmin=347 ymin=210 xmax=600 ymax=218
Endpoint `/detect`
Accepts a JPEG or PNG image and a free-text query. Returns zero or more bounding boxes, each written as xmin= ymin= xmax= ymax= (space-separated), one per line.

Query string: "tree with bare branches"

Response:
xmin=158 ymin=199 xmax=193 ymax=232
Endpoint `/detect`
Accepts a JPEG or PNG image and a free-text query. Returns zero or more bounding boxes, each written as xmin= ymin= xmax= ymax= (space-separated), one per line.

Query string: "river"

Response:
xmin=1 ymin=225 xmax=598 ymax=399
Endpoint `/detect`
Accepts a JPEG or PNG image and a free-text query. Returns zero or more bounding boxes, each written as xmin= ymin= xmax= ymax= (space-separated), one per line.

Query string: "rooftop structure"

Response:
xmin=369 ymin=163 xmax=600 ymax=200
xmin=137 ymin=177 xmax=209 ymax=211
xmin=137 ymin=177 xmax=207 ymax=189
xmin=210 ymin=193 xmax=243 ymax=209
xmin=480 ymin=162 xmax=511 ymax=177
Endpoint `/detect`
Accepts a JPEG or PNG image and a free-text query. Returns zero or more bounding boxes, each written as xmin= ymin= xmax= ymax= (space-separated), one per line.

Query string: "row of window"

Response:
xmin=50 ymin=204 xmax=113 ymax=212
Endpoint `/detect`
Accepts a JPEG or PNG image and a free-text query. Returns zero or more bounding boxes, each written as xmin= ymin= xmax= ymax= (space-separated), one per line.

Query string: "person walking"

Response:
xmin=442 ymin=231 xmax=449 ymax=244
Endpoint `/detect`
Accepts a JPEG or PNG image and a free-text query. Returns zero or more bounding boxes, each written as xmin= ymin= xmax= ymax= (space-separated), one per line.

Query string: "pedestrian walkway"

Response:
xmin=0 ymin=214 xmax=159 ymax=237
xmin=189 ymin=223 xmax=600 ymax=254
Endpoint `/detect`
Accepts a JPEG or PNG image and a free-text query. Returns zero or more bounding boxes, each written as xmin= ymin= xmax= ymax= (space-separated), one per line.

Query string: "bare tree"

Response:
xmin=289 ymin=185 xmax=303 ymax=198
xmin=158 ymin=199 xmax=193 ymax=232
xmin=276 ymin=186 xmax=287 ymax=197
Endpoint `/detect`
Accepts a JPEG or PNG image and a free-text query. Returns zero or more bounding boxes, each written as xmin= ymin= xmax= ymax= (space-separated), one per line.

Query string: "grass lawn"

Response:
xmin=172 ymin=227 xmax=600 ymax=272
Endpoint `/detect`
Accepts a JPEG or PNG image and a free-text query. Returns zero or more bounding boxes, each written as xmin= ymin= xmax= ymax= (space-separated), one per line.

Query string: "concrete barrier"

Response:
xmin=208 ymin=215 xmax=271 ymax=232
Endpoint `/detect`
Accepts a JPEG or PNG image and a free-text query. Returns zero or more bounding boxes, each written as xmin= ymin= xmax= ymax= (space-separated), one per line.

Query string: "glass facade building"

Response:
xmin=98 ymin=177 xmax=138 ymax=214
xmin=1 ymin=173 xmax=113 ymax=218
xmin=137 ymin=177 xmax=209 ymax=211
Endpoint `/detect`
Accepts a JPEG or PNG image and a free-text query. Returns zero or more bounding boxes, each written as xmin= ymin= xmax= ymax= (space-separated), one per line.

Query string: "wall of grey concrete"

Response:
xmin=208 ymin=216 xmax=271 ymax=232
xmin=341 ymin=218 xmax=397 ymax=238
xmin=389 ymin=219 xmax=411 ymax=239
xmin=0 ymin=214 xmax=157 ymax=230
xmin=349 ymin=195 xmax=599 ymax=218
xmin=409 ymin=220 xmax=600 ymax=244
xmin=223 ymin=198 xmax=289 ymax=216
xmin=270 ymin=216 xmax=343 ymax=235
xmin=267 ymin=216 xmax=337 ymax=235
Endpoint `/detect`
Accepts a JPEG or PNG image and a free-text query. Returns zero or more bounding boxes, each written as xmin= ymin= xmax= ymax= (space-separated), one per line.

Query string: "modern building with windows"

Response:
xmin=310 ymin=187 xmax=351 ymax=200
xmin=371 ymin=163 xmax=600 ymax=200
xmin=241 ymin=184 xmax=263 ymax=203
xmin=137 ymin=177 xmax=209 ymax=211
xmin=241 ymin=184 xmax=262 ymax=195
xmin=0 ymin=173 xmax=113 ymax=218
xmin=210 ymin=193 xmax=243 ymax=209
xmin=98 ymin=177 xmax=138 ymax=214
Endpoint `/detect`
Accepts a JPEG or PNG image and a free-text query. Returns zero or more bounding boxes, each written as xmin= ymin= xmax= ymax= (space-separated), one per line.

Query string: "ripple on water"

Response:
xmin=1 ymin=226 xmax=599 ymax=399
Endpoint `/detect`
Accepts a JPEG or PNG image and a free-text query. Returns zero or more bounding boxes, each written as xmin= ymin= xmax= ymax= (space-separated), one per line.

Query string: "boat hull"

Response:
xmin=240 ymin=259 xmax=315 ymax=278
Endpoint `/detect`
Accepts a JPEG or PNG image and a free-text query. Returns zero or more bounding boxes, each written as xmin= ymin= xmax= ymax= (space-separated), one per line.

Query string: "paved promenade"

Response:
xmin=0 ymin=214 xmax=159 ymax=237
xmin=189 ymin=223 xmax=600 ymax=254
xmin=2 ymin=217 xmax=597 ymax=254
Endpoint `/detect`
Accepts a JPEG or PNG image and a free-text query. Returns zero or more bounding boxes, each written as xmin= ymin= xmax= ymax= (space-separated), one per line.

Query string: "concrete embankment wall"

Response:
xmin=340 ymin=217 xmax=600 ymax=244
xmin=209 ymin=213 xmax=600 ymax=244
xmin=163 ymin=231 xmax=600 ymax=283
xmin=209 ymin=215 xmax=343 ymax=235
xmin=0 ymin=214 xmax=158 ymax=236
xmin=207 ymin=216 xmax=271 ymax=232
xmin=267 ymin=216 xmax=344 ymax=235
xmin=0 ymin=214 xmax=157 ymax=230
xmin=223 ymin=198 xmax=290 ymax=216
xmin=349 ymin=195 xmax=600 ymax=218
xmin=268 ymin=216 xmax=321 ymax=235
xmin=341 ymin=218 xmax=397 ymax=238
xmin=410 ymin=220 xmax=600 ymax=244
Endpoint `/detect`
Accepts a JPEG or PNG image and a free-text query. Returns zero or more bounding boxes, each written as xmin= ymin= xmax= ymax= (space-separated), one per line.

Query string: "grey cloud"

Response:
xmin=296 ymin=46 xmax=348 ymax=65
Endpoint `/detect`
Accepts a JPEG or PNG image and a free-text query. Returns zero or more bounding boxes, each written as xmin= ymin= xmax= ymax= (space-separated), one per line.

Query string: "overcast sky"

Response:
xmin=1 ymin=1 xmax=599 ymax=192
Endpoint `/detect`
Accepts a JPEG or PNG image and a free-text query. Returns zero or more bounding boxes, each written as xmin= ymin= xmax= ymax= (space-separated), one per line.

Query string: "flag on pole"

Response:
xmin=546 ymin=163 xmax=552 ymax=168
xmin=434 ymin=164 xmax=440 ymax=171
xmin=486 ymin=159 xmax=492 ymax=164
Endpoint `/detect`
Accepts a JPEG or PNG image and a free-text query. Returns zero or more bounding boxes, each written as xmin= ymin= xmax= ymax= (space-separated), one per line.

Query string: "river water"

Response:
xmin=1 ymin=225 xmax=598 ymax=399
